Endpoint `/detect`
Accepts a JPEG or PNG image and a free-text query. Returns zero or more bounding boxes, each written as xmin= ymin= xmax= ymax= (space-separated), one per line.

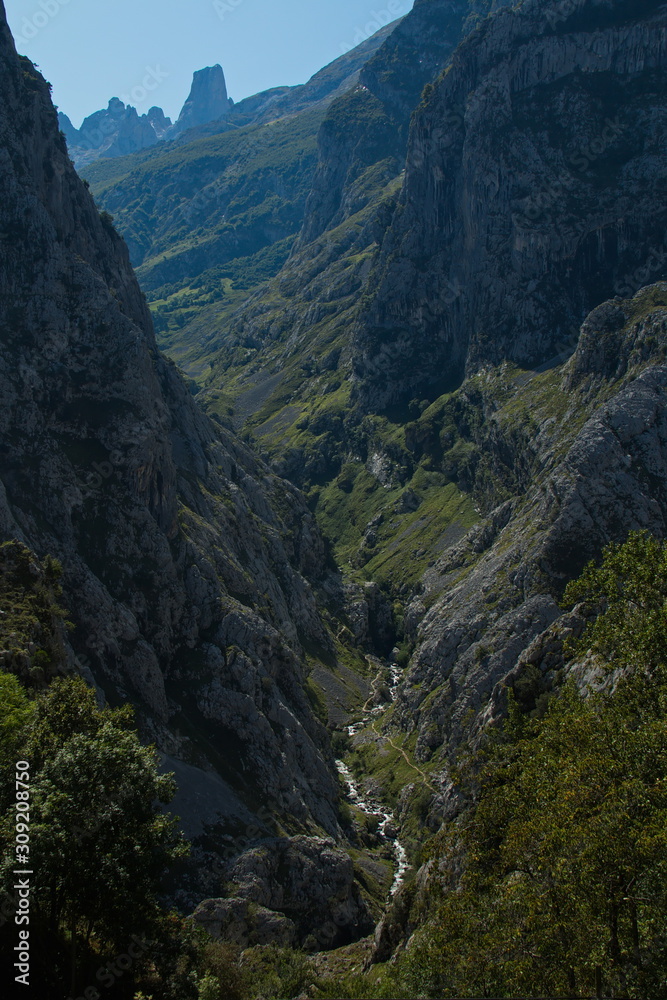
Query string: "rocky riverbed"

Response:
xmin=336 ymin=661 xmax=411 ymax=900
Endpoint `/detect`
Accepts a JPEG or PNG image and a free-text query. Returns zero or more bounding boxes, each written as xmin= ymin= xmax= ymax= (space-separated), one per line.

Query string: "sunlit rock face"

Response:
xmin=169 ymin=64 xmax=232 ymax=137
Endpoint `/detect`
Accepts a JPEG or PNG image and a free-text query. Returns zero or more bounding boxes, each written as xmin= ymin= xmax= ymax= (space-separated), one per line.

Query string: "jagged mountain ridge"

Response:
xmin=177 ymin=19 xmax=402 ymax=142
xmin=128 ymin=0 xmax=506 ymax=379
xmin=58 ymin=97 xmax=173 ymax=169
xmin=67 ymin=21 xmax=407 ymax=376
xmin=58 ymin=20 xmax=400 ymax=170
xmin=0 ymin=0 xmax=352 ymax=893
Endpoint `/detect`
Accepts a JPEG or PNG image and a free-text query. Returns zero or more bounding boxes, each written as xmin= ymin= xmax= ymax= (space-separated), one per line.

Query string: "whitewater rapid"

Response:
xmin=335 ymin=662 xmax=410 ymax=898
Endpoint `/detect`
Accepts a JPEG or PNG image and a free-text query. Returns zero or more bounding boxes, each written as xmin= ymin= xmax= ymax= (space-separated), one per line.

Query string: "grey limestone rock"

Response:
xmin=192 ymin=897 xmax=297 ymax=948
xmin=0 ymin=3 xmax=339 ymax=850
xmin=169 ymin=65 xmax=231 ymax=138
xmin=60 ymin=98 xmax=167 ymax=168
xmin=353 ymin=0 xmax=667 ymax=410
xmin=215 ymin=836 xmax=374 ymax=949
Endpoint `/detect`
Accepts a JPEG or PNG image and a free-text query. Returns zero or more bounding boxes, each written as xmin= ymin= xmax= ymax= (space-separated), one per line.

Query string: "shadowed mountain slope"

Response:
xmin=0 ymin=0 xmax=346 ymax=872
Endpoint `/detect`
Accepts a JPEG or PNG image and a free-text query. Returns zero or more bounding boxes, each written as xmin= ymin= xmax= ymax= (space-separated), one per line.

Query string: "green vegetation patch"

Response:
xmin=0 ymin=541 xmax=68 ymax=686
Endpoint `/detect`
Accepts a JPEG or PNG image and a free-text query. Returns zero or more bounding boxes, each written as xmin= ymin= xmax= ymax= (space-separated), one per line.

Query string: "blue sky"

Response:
xmin=4 ymin=0 xmax=413 ymax=127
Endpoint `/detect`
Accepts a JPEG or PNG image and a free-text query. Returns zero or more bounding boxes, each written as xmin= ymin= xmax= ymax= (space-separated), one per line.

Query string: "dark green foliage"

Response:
xmin=99 ymin=209 xmax=116 ymax=231
xmin=0 ymin=673 xmax=34 ymax=775
xmin=241 ymin=944 xmax=314 ymax=999
xmin=0 ymin=541 xmax=67 ymax=686
xmin=563 ymin=529 xmax=667 ymax=675
xmin=0 ymin=677 xmax=188 ymax=996
xmin=389 ymin=675 xmax=667 ymax=998
xmin=509 ymin=660 xmax=556 ymax=718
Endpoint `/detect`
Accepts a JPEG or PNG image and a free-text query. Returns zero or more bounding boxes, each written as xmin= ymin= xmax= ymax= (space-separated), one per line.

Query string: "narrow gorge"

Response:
xmin=1 ymin=0 xmax=667 ymax=997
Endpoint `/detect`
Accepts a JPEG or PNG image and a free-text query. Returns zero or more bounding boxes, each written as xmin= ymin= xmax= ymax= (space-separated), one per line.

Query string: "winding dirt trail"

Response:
xmin=365 ymin=657 xmax=436 ymax=791
xmin=370 ymin=716 xmax=436 ymax=793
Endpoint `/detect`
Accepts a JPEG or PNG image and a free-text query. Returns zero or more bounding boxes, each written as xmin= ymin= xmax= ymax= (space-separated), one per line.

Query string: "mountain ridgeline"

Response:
xmin=2 ymin=0 xmax=667 ymax=995
xmin=58 ymin=21 xmax=399 ymax=170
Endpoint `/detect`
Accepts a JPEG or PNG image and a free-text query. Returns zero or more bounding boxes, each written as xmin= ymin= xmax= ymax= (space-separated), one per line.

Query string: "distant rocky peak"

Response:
xmin=170 ymin=63 xmax=232 ymax=136
xmin=57 ymin=110 xmax=78 ymax=144
xmin=59 ymin=96 xmax=173 ymax=168
xmin=147 ymin=105 xmax=172 ymax=134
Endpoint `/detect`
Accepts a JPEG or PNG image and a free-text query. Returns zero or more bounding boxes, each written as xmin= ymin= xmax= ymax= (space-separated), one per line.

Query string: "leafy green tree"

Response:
xmin=0 ymin=541 xmax=68 ymax=686
xmin=564 ymin=529 xmax=667 ymax=693
xmin=241 ymin=944 xmax=314 ymax=1000
xmin=0 ymin=672 xmax=34 ymax=781
xmin=1 ymin=678 xmax=187 ymax=997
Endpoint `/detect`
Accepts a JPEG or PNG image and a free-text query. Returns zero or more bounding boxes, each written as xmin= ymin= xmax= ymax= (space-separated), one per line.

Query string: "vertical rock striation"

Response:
xmin=296 ymin=0 xmax=508 ymax=247
xmin=0 ymin=1 xmax=339 ymax=843
xmin=353 ymin=0 xmax=667 ymax=410
xmin=169 ymin=64 xmax=232 ymax=137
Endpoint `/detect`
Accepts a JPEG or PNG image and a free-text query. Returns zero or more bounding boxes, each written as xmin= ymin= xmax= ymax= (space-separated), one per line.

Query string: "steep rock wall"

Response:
xmin=354 ymin=0 xmax=667 ymax=409
xmin=0 ymin=3 xmax=339 ymax=841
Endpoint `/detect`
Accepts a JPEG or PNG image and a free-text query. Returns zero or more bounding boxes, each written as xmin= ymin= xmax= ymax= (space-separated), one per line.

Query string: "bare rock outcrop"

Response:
xmin=193 ymin=836 xmax=374 ymax=950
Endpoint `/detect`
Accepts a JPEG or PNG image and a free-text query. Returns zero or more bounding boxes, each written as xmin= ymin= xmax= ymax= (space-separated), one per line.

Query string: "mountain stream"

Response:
xmin=335 ymin=663 xmax=410 ymax=898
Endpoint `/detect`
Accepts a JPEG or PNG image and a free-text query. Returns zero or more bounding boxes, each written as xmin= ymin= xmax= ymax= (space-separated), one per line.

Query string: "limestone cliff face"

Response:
xmin=0 ymin=3 xmax=338 ymax=840
xmin=394 ymin=285 xmax=667 ymax=774
xmin=353 ymin=0 xmax=667 ymax=410
xmin=297 ymin=0 xmax=503 ymax=247
xmin=169 ymin=65 xmax=231 ymax=138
